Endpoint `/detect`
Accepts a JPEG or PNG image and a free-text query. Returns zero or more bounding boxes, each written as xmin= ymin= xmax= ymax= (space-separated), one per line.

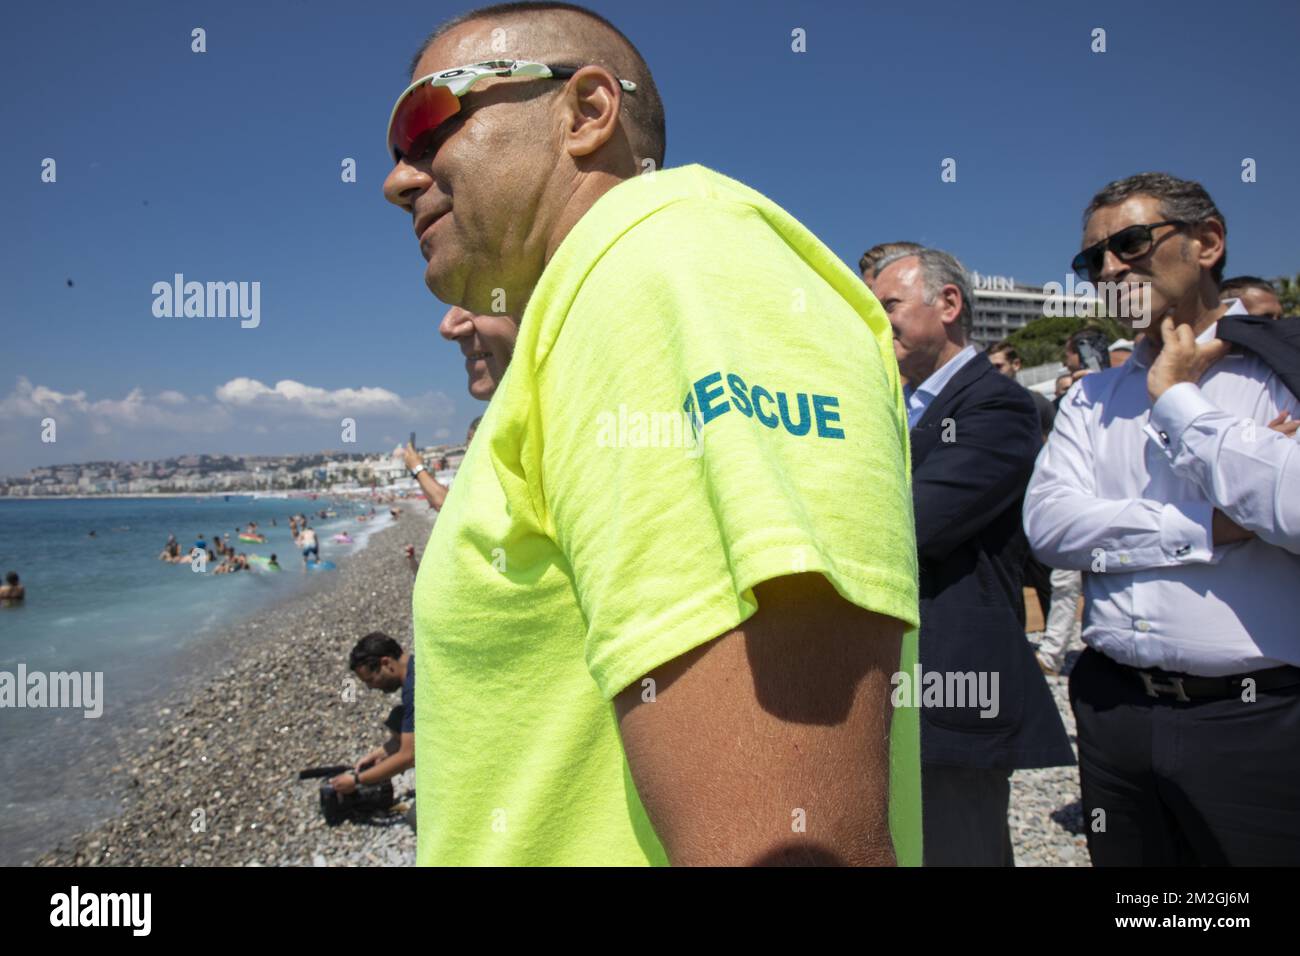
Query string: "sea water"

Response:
xmin=0 ymin=495 xmax=393 ymax=863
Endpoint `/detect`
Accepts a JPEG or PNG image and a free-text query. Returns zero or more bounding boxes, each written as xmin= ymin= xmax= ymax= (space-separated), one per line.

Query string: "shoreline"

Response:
xmin=30 ymin=507 xmax=433 ymax=867
xmin=23 ymin=501 xmax=1086 ymax=867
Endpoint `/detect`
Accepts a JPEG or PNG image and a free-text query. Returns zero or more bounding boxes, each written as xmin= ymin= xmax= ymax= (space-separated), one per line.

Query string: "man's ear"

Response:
xmin=939 ymin=284 xmax=964 ymax=327
xmin=1192 ymin=219 xmax=1226 ymax=277
xmin=559 ymin=65 xmax=622 ymax=159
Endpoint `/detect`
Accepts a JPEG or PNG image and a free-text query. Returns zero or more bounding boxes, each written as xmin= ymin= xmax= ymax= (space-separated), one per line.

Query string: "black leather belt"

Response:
xmin=1111 ymin=657 xmax=1300 ymax=702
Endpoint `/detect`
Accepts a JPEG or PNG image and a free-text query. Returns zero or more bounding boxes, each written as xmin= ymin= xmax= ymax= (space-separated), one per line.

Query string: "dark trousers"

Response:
xmin=921 ymin=763 xmax=1014 ymax=866
xmin=1070 ymin=647 xmax=1300 ymax=866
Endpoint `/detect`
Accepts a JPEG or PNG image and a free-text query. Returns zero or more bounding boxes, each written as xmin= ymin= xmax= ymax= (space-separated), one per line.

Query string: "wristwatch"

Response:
xmin=410 ymin=464 xmax=427 ymax=478
xmin=350 ymin=769 xmax=362 ymax=787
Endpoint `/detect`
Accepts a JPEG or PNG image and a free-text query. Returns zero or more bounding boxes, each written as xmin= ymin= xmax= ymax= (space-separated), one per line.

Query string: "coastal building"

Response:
xmin=368 ymin=457 xmax=408 ymax=485
xmin=969 ymin=272 xmax=1098 ymax=348
xmin=1 ymin=447 xmax=476 ymax=496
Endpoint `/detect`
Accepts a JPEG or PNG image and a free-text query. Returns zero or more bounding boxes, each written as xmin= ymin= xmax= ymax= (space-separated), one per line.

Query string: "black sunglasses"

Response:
xmin=1072 ymin=220 xmax=1186 ymax=281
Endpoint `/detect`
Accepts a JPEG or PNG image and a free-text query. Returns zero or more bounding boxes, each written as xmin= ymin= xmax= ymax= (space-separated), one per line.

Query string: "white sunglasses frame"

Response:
xmin=386 ymin=59 xmax=637 ymax=160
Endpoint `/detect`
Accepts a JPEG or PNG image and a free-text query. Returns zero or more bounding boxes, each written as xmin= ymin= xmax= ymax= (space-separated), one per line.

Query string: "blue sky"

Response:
xmin=3 ymin=0 xmax=1298 ymax=472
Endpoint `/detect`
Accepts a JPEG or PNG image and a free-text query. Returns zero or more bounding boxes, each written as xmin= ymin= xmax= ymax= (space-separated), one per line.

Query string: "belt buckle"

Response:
xmin=1140 ymin=671 xmax=1190 ymax=702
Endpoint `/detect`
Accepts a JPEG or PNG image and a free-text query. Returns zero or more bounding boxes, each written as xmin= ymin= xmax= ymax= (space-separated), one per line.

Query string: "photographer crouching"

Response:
xmin=331 ymin=632 xmax=416 ymax=814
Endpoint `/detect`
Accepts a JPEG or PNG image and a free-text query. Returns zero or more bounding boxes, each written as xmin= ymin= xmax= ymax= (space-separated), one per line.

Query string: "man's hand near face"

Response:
xmin=1147 ymin=316 xmax=1232 ymax=404
xmin=1148 ymin=315 xmax=1238 ymax=545
xmin=1147 ymin=320 xmax=1300 ymax=549
xmin=615 ymin=574 xmax=904 ymax=866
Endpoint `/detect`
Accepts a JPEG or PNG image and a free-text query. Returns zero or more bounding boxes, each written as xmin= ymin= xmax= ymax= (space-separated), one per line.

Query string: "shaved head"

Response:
xmin=409 ymin=2 xmax=665 ymax=167
xmin=383 ymin=1 xmax=666 ymax=315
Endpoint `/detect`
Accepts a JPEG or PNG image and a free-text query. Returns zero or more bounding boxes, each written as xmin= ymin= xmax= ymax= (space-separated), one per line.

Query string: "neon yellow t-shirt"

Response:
xmin=413 ymin=164 xmax=920 ymax=866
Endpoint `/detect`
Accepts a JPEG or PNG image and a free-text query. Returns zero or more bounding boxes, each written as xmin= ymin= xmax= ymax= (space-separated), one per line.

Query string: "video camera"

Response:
xmin=299 ymin=765 xmax=396 ymax=826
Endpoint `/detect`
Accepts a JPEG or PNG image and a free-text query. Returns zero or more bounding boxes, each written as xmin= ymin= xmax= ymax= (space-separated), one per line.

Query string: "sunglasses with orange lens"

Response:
xmin=386 ymin=59 xmax=637 ymax=163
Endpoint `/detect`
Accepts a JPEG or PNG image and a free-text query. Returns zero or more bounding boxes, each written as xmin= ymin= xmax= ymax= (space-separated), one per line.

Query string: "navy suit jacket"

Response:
xmin=910 ymin=352 xmax=1074 ymax=769
xmin=1218 ymin=315 xmax=1300 ymax=399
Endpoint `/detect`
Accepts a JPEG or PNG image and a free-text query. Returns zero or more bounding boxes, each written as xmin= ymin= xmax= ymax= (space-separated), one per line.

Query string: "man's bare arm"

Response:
xmin=359 ymin=732 xmax=414 ymax=784
xmin=613 ymin=572 xmax=905 ymax=866
xmin=417 ymin=471 xmax=448 ymax=510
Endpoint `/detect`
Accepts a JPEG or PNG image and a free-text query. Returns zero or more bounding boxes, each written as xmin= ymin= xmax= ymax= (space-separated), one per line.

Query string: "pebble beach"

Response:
xmin=33 ymin=508 xmax=431 ymax=867
xmin=31 ymin=506 xmax=1088 ymax=867
xmin=1011 ymin=647 xmax=1089 ymax=867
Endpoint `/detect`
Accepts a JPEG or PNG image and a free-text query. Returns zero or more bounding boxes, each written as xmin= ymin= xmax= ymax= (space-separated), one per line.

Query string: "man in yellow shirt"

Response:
xmin=382 ymin=1 xmax=921 ymax=866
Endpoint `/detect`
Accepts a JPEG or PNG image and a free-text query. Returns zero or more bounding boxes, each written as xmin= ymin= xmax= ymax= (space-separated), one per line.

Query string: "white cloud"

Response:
xmin=213 ymin=377 xmax=415 ymax=419
xmin=0 ymin=376 xmax=460 ymax=473
xmin=0 ymin=378 xmax=230 ymax=432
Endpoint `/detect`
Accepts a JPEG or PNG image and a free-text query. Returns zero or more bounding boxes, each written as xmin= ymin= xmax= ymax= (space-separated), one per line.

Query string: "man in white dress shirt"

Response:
xmin=1024 ymin=172 xmax=1300 ymax=865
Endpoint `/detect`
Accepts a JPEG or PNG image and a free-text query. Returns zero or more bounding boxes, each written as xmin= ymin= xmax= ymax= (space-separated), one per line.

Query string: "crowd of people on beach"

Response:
xmin=154 ymin=512 xmax=355 ymax=576
xmin=156 ymin=523 xmax=275 ymax=572
xmin=138 ymin=498 xmax=419 ymax=585
xmin=363 ymin=2 xmax=1299 ymax=868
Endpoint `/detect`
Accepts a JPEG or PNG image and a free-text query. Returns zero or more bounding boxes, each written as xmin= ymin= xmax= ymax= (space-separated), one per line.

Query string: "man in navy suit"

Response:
xmin=872 ymin=248 xmax=1074 ymax=866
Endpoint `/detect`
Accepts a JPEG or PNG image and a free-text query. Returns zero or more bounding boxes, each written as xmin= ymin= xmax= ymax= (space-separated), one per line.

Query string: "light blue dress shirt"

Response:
xmin=904 ymin=344 xmax=978 ymax=430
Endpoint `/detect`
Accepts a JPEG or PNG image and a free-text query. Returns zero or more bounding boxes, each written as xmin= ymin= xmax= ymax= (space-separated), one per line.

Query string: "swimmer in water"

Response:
xmin=0 ymin=571 xmax=25 ymax=606
xmin=159 ymin=534 xmax=180 ymax=561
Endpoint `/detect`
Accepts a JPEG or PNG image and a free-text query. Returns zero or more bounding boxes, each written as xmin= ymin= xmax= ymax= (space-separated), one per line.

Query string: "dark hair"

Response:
xmin=859 ymin=241 xmax=923 ymax=276
xmin=1219 ymin=275 xmax=1277 ymax=297
xmin=1083 ymin=172 xmax=1227 ymax=284
xmin=4 ymin=571 xmax=17 ymax=586
xmin=409 ymin=2 xmax=666 ymax=168
xmin=987 ymin=340 xmax=1019 ymax=362
xmin=350 ymin=631 xmax=403 ymax=672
